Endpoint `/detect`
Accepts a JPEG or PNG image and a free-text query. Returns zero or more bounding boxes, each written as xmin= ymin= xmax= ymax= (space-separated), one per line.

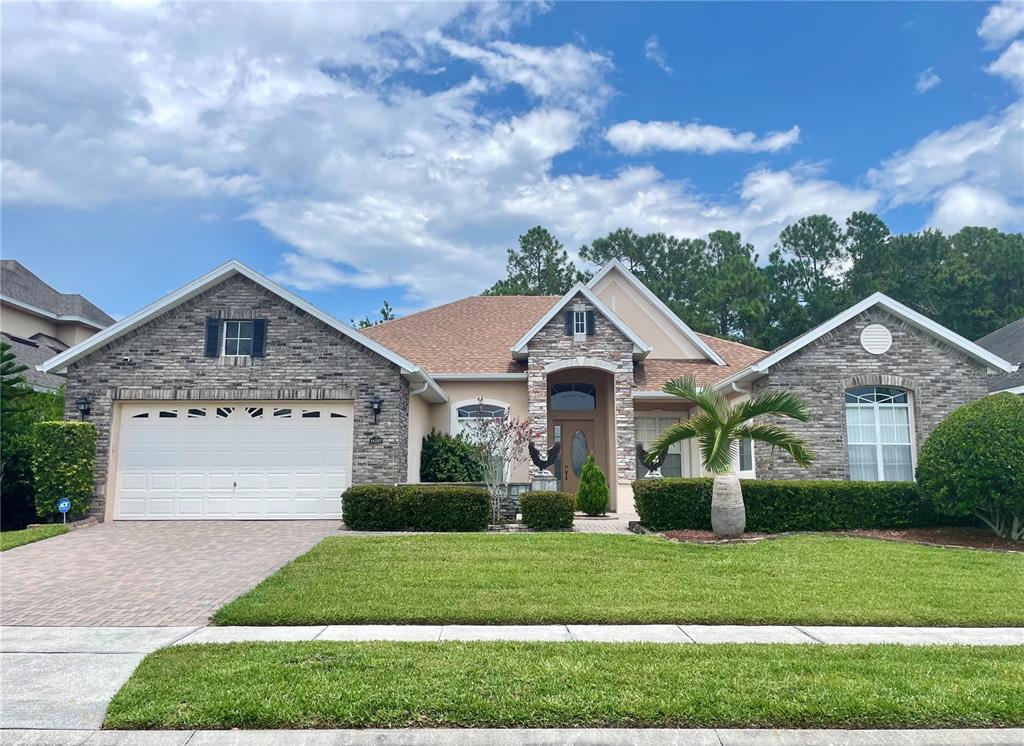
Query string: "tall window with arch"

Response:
xmin=845 ymin=386 xmax=914 ymax=481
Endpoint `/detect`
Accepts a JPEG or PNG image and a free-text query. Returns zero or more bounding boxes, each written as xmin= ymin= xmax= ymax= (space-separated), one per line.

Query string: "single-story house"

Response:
xmin=976 ymin=317 xmax=1024 ymax=394
xmin=40 ymin=259 xmax=1015 ymax=520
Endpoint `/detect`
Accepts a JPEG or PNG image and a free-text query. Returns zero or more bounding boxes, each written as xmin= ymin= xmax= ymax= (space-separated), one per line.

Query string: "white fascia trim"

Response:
xmin=586 ymin=259 xmax=726 ymax=365
xmin=713 ymin=292 xmax=1015 ymax=391
xmin=509 ymin=282 xmax=652 ymax=359
xmin=431 ymin=373 xmax=528 ymax=381
xmin=0 ymin=294 xmax=106 ymax=330
xmin=990 ymin=384 xmax=1024 ymax=395
xmin=633 ymin=390 xmax=690 ymax=400
xmin=38 ymin=259 xmax=448 ymax=403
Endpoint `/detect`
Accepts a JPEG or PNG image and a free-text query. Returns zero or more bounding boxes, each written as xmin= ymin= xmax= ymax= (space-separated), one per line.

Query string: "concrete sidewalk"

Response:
xmin=3 ymin=728 xmax=1023 ymax=745
xmin=168 ymin=623 xmax=1024 ymax=646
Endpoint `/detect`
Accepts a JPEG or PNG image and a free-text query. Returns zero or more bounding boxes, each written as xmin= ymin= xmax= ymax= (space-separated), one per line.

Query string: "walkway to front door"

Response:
xmin=0 ymin=520 xmax=337 ymax=626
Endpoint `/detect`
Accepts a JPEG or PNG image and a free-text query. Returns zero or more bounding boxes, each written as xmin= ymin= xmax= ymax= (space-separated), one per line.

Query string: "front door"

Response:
xmin=551 ymin=419 xmax=596 ymax=493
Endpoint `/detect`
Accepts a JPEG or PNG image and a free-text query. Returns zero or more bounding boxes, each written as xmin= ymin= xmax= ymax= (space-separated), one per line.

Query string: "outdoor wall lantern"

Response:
xmin=75 ymin=396 xmax=92 ymax=420
xmin=369 ymin=396 xmax=383 ymax=424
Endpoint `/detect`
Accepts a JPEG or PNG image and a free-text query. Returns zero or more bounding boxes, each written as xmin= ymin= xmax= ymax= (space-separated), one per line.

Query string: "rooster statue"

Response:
xmin=529 ymin=441 xmax=561 ymax=472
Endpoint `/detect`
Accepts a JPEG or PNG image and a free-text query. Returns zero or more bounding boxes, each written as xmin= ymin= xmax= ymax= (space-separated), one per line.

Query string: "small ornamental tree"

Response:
xmin=420 ymin=429 xmax=484 ymax=482
xmin=916 ymin=393 xmax=1024 ymax=540
xmin=32 ymin=420 xmax=96 ymax=521
xmin=461 ymin=399 xmax=531 ymax=524
xmin=576 ymin=453 xmax=609 ymax=516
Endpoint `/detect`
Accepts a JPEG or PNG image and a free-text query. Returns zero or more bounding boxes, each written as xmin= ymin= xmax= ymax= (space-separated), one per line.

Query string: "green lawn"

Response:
xmin=213 ymin=534 xmax=1024 ymax=626
xmin=105 ymin=641 xmax=1024 ymax=729
xmin=0 ymin=524 xmax=67 ymax=551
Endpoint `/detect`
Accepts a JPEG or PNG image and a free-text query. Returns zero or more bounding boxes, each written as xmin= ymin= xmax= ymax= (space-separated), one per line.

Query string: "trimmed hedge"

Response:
xmin=633 ymin=478 xmax=949 ymax=533
xmin=521 ymin=491 xmax=575 ymax=530
xmin=31 ymin=420 xmax=96 ymax=521
xmin=342 ymin=484 xmax=490 ymax=532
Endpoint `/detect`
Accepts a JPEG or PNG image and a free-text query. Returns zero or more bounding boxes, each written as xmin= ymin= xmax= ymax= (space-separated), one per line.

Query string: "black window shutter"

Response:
xmin=564 ymin=310 xmax=573 ymax=336
xmin=204 ymin=318 xmax=220 ymax=357
xmin=586 ymin=310 xmax=596 ymax=336
xmin=252 ymin=319 xmax=268 ymax=358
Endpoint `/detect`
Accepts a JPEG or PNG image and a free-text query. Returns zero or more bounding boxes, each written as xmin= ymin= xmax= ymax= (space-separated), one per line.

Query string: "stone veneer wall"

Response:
xmin=752 ymin=307 xmax=991 ymax=480
xmin=526 ymin=293 xmax=637 ymax=486
xmin=63 ymin=274 xmax=409 ymax=517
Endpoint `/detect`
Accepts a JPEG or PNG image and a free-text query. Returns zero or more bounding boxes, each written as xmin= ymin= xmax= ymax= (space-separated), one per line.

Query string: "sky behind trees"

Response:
xmin=2 ymin=1 xmax=1021 ymax=323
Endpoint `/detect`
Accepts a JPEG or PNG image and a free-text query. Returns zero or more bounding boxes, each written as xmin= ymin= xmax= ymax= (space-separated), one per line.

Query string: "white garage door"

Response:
xmin=114 ymin=402 xmax=353 ymax=519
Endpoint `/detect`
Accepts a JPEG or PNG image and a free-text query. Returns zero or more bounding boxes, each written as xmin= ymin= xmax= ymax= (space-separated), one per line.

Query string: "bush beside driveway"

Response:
xmin=213 ymin=533 xmax=1024 ymax=627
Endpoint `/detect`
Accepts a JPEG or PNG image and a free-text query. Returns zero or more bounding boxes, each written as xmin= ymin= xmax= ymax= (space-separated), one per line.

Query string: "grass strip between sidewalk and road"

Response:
xmin=212 ymin=534 xmax=1024 ymax=626
xmin=105 ymin=641 xmax=1024 ymax=730
xmin=0 ymin=524 xmax=68 ymax=551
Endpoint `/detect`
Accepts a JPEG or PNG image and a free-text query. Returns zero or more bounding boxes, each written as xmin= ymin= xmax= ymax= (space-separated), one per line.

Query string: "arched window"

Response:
xmin=845 ymin=386 xmax=913 ymax=481
xmin=550 ymin=382 xmax=597 ymax=411
xmin=453 ymin=401 xmax=508 ymax=437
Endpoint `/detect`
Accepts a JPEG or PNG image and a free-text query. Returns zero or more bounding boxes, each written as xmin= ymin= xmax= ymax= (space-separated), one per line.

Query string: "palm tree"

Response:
xmin=647 ymin=375 xmax=815 ymax=538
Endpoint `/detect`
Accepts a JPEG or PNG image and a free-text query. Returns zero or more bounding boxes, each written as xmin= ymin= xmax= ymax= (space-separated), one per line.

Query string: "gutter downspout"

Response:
xmin=730 ymin=381 xmax=750 ymax=395
xmin=409 ymin=381 xmax=429 ymax=396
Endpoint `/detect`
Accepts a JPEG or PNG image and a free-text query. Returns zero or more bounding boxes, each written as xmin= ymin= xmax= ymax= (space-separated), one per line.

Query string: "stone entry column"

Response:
xmin=613 ymin=369 xmax=636 ymax=484
xmin=527 ymin=363 xmax=548 ymax=480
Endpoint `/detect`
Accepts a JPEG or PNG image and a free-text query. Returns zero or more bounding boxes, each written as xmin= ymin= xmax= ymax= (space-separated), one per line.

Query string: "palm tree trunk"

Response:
xmin=711 ymin=473 xmax=745 ymax=538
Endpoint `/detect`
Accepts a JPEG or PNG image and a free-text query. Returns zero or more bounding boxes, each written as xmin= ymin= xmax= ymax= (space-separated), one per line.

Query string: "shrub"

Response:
xmin=341 ymin=484 xmax=403 ymax=531
xmin=342 ymin=484 xmax=489 ymax=531
xmin=397 ymin=485 xmax=490 ymax=532
xmin=576 ymin=453 xmax=609 ymax=516
xmin=31 ymin=420 xmax=96 ymax=521
xmin=633 ymin=478 xmax=948 ymax=533
xmin=521 ymin=491 xmax=575 ymax=530
xmin=1 ymin=388 xmax=64 ymax=529
xmin=916 ymin=393 xmax=1024 ymax=540
xmin=420 ymin=429 xmax=483 ymax=483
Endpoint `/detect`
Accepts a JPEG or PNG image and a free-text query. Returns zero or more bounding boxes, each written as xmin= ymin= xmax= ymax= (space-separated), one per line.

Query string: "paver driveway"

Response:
xmin=0 ymin=521 xmax=337 ymax=626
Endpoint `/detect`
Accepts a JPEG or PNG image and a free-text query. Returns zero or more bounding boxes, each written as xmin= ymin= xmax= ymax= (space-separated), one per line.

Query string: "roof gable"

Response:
xmin=509 ymin=282 xmax=652 ymax=359
xmin=0 ymin=259 xmax=114 ymax=329
xmin=38 ymin=260 xmax=447 ymax=402
xmin=715 ymin=292 xmax=1016 ymax=390
xmin=587 ymin=260 xmax=725 ymax=365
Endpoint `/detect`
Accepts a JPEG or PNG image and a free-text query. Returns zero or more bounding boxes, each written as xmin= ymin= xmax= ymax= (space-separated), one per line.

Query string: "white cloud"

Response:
xmin=987 ymin=39 xmax=1024 ymax=89
xmin=644 ymin=35 xmax=673 ymax=75
xmin=978 ymin=0 xmax=1024 ymax=49
xmin=606 ymin=120 xmax=801 ymax=155
xmin=930 ymin=184 xmax=1023 ymax=232
xmin=915 ymin=67 xmax=942 ymax=94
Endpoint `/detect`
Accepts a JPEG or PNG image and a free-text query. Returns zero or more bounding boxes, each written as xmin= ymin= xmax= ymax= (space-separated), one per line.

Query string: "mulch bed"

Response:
xmin=659 ymin=526 xmax=1023 ymax=552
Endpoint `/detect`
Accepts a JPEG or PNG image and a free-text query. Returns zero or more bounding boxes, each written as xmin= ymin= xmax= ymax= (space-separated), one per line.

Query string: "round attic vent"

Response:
xmin=860 ymin=324 xmax=892 ymax=355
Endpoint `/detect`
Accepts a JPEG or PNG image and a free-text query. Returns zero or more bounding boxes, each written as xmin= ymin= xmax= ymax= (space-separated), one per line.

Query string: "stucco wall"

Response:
xmin=590 ymin=274 xmax=703 ymax=359
xmin=425 ymin=379 xmax=531 ymax=483
xmin=63 ymin=273 xmax=410 ymax=517
xmin=1 ymin=303 xmax=59 ymax=339
xmin=752 ymin=307 xmax=991 ymax=480
xmin=407 ymin=393 xmax=431 ymax=482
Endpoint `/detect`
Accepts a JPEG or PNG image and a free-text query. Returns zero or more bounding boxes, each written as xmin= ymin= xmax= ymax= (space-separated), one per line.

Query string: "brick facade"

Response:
xmin=64 ymin=274 xmax=409 ymax=517
xmin=525 ymin=293 xmax=637 ymax=485
xmin=752 ymin=308 xmax=991 ymax=480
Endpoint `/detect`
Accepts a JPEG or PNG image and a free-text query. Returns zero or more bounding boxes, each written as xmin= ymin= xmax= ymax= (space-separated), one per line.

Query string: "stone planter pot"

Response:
xmin=711 ymin=473 xmax=746 ymax=538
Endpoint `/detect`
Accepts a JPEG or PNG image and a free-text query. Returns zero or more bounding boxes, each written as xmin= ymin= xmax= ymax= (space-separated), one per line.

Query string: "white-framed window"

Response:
xmin=845 ymin=386 xmax=914 ymax=481
xmin=452 ymin=400 xmax=508 ymax=437
xmin=573 ymin=309 xmax=587 ymax=335
xmin=635 ymin=414 xmax=685 ymax=478
xmin=223 ymin=320 xmax=255 ymax=357
xmin=738 ymin=438 xmax=754 ymax=476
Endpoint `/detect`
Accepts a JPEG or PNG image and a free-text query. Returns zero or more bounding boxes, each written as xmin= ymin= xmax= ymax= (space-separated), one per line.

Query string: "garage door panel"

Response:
xmin=115 ymin=401 xmax=352 ymax=519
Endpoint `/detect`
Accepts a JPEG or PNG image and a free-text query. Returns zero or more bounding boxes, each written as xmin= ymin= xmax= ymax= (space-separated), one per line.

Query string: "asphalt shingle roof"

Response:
xmin=362 ymin=295 xmax=766 ymax=388
xmin=0 ymin=260 xmax=114 ymax=327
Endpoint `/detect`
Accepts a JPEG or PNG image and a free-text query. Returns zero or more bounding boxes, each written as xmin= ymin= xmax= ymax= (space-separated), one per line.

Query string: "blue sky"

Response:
xmin=2 ymin=1 xmax=1021 ymax=322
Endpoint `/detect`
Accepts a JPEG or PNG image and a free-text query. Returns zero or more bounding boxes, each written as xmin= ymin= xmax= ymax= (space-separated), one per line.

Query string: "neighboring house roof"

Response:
xmin=510 ymin=282 xmax=653 ymax=359
xmin=1 ymin=332 xmax=68 ymax=391
xmin=363 ymin=295 xmax=557 ymax=375
xmin=715 ymin=292 xmax=1017 ymax=391
xmin=976 ymin=317 xmax=1024 ymax=393
xmin=0 ymin=260 xmax=114 ymax=329
xmin=587 ymin=259 xmax=726 ymax=365
xmin=38 ymin=260 xmax=447 ymax=403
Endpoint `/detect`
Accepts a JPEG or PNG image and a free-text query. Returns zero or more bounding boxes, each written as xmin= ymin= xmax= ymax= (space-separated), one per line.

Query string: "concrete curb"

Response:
xmin=3 ymin=728 xmax=1024 ymax=745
